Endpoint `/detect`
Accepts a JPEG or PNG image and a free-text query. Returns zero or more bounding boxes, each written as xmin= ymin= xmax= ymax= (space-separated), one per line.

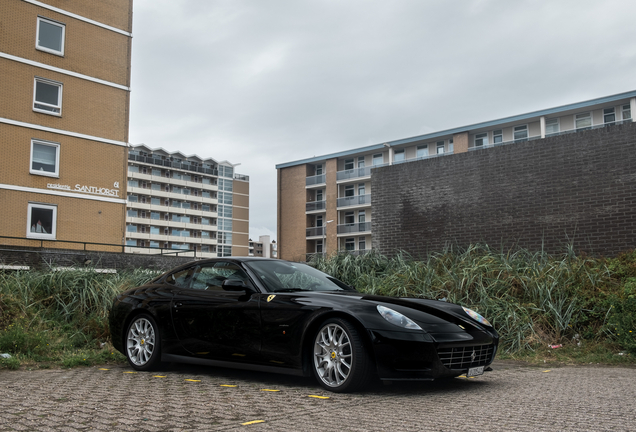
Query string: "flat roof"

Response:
xmin=276 ymin=89 xmax=636 ymax=169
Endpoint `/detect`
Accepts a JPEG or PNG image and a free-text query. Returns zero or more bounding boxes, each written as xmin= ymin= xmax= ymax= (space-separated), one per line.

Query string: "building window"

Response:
xmin=513 ymin=125 xmax=528 ymax=140
xmin=416 ymin=145 xmax=428 ymax=158
xmin=358 ymin=211 xmax=366 ymax=223
xmin=372 ymin=153 xmax=384 ymax=166
xmin=316 ymin=215 xmax=323 ymax=227
xmin=36 ymin=17 xmax=65 ymax=55
xmin=436 ymin=142 xmax=445 ymax=154
xmin=575 ymin=112 xmax=592 ymax=129
xmin=393 ymin=149 xmax=405 ymax=162
xmin=315 ymin=164 xmax=323 ymax=175
xmin=604 ymin=107 xmax=616 ymax=124
xmin=33 ymin=78 xmax=63 ymax=115
xmin=358 ymin=183 xmax=365 ymax=196
xmin=345 ymin=238 xmax=355 ymax=251
xmin=316 ymin=189 xmax=323 ymax=201
xmin=27 ymin=203 xmax=57 ymax=239
xmin=545 ymin=118 xmax=559 ymax=135
xmin=127 ymin=225 xmax=137 ymax=233
xmin=127 ymin=209 xmax=137 ymax=217
xmin=622 ymin=104 xmax=631 ymax=120
xmin=357 ymin=156 xmax=365 ymax=168
xmin=344 ymin=185 xmax=354 ymax=197
xmin=30 ymin=139 xmax=59 ymax=177
xmin=344 ymin=212 xmax=354 ymax=224
xmin=493 ymin=130 xmax=503 ymax=143
xmin=128 ymin=194 xmax=138 ymax=202
xmin=448 ymin=138 xmax=454 ymax=153
xmin=316 ymin=240 xmax=323 ymax=254
xmin=475 ymin=133 xmax=488 ymax=147
xmin=344 ymin=159 xmax=354 ymax=170
xmin=359 ymin=238 xmax=366 ymax=251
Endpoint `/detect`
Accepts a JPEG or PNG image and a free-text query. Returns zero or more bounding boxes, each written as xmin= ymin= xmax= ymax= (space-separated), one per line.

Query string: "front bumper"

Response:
xmin=368 ymin=327 xmax=498 ymax=380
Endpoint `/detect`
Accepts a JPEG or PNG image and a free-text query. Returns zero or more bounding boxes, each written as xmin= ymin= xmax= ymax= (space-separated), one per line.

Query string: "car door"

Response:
xmin=170 ymin=261 xmax=261 ymax=363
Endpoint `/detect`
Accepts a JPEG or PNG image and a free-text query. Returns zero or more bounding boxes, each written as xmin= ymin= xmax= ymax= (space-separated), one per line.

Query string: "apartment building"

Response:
xmin=248 ymin=235 xmax=277 ymax=258
xmin=125 ymin=145 xmax=250 ymax=257
xmin=0 ymin=0 xmax=132 ymax=251
xmin=276 ymin=90 xmax=636 ymax=262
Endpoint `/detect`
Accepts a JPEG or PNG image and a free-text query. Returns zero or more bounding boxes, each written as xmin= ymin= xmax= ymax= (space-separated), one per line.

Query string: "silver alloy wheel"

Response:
xmin=313 ymin=323 xmax=353 ymax=387
xmin=126 ymin=317 xmax=156 ymax=366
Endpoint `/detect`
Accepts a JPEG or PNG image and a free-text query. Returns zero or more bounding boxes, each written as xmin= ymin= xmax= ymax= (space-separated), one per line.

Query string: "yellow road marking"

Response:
xmin=220 ymin=384 xmax=237 ymax=387
xmin=543 ymin=370 xmax=551 ymax=373
xmin=123 ymin=371 xmax=137 ymax=374
xmin=185 ymin=379 xmax=201 ymax=382
xmin=242 ymin=420 xmax=265 ymax=425
xmin=153 ymin=375 xmax=167 ymax=378
xmin=261 ymin=389 xmax=280 ymax=392
xmin=98 ymin=368 xmax=109 ymax=371
xmin=308 ymin=395 xmax=330 ymax=399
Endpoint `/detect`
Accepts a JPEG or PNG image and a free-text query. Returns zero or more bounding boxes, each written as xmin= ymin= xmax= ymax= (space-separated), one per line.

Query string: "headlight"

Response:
xmin=377 ymin=305 xmax=422 ymax=330
xmin=462 ymin=306 xmax=492 ymax=327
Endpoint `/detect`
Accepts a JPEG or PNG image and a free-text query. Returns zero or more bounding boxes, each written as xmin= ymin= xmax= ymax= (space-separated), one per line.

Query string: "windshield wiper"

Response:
xmin=272 ymin=288 xmax=307 ymax=293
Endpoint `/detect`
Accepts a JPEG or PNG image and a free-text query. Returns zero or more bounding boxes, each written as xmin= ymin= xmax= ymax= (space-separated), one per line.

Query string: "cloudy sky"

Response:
xmin=128 ymin=0 xmax=636 ymax=241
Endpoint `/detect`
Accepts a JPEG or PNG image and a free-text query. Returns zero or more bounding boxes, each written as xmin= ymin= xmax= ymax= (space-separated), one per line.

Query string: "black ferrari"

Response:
xmin=109 ymin=257 xmax=499 ymax=392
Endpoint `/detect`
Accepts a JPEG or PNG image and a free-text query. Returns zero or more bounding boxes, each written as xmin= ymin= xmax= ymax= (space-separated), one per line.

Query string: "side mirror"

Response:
xmin=221 ymin=279 xmax=250 ymax=291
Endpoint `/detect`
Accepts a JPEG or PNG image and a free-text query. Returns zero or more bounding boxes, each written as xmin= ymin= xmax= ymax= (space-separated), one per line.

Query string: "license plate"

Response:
xmin=467 ymin=366 xmax=484 ymax=377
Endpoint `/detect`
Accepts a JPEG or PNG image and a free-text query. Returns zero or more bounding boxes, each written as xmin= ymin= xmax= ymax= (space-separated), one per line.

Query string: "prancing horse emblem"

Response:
xmin=470 ymin=350 xmax=476 ymax=363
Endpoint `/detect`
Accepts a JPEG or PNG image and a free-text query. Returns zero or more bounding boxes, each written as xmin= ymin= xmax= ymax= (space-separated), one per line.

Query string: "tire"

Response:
xmin=312 ymin=317 xmax=372 ymax=393
xmin=125 ymin=313 xmax=162 ymax=371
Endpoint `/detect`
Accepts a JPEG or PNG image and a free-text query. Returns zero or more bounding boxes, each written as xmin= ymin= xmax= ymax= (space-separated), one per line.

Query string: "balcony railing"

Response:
xmin=128 ymin=154 xmax=219 ymax=176
xmin=336 ymin=166 xmax=372 ymax=181
xmin=306 ymin=200 xmax=326 ymax=212
xmin=306 ymin=174 xmax=326 ymax=186
xmin=306 ymin=227 xmax=325 ymax=237
xmin=337 ymin=194 xmax=371 ymax=208
xmin=337 ymin=222 xmax=372 ymax=234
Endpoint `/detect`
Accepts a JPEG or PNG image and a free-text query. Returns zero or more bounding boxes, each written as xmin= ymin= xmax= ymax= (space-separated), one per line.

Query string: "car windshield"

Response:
xmin=244 ymin=261 xmax=354 ymax=293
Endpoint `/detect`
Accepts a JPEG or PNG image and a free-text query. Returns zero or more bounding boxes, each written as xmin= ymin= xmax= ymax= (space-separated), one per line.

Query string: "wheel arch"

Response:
xmin=300 ymin=311 xmax=376 ymax=377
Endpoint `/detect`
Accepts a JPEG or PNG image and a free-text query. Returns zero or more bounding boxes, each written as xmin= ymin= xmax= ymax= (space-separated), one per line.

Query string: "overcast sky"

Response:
xmin=128 ymin=0 xmax=636 ymax=241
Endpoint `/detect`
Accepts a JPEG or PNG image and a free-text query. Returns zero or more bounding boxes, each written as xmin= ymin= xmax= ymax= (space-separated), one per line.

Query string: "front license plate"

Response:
xmin=467 ymin=366 xmax=484 ymax=377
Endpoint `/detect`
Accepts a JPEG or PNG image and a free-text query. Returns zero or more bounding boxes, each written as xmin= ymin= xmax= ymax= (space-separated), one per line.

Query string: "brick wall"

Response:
xmin=371 ymin=122 xmax=636 ymax=258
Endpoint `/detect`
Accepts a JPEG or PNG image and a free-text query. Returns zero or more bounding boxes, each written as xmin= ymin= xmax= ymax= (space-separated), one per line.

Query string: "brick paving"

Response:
xmin=1 ymin=361 xmax=635 ymax=431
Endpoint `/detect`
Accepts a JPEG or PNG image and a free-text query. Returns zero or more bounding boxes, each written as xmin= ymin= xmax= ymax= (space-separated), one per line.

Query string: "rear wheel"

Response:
xmin=125 ymin=314 xmax=162 ymax=371
xmin=312 ymin=317 xmax=372 ymax=392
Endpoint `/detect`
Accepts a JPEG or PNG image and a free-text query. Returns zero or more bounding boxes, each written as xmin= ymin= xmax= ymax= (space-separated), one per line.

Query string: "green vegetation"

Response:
xmin=311 ymin=245 xmax=636 ymax=363
xmin=0 ymin=245 xmax=634 ymax=370
xmin=0 ymin=268 xmax=155 ymax=369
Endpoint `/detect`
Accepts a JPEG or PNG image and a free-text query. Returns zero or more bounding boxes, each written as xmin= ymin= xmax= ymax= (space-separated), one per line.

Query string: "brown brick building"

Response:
xmin=276 ymin=90 xmax=636 ymax=262
xmin=0 ymin=0 xmax=132 ymax=252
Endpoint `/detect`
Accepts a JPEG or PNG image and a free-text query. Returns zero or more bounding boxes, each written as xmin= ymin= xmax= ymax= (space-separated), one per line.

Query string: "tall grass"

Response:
xmin=311 ymin=245 xmax=633 ymax=354
xmin=0 ymin=267 xmax=158 ymax=367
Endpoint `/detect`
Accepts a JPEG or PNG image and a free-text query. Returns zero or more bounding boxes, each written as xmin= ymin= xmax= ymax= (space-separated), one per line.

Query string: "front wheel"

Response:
xmin=125 ymin=314 xmax=162 ymax=371
xmin=312 ymin=317 xmax=372 ymax=392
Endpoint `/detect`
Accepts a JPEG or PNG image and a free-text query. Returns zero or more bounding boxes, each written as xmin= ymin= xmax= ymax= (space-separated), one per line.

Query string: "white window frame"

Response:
xmin=26 ymin=202 xmax=57 ymax=240
xmin=344 ymin=159 xmax=354 ymax=170
xmin=513 ymin=125 xmax=528 ymax=140
xmin=575 ymin=112 xmax=592 ymax=129
xmin=448 ymin=138 xmax=454 ymax=153
xmin=36 ymin=16 xmax=65 ymax=56
xmin=604 ymin=107 xmax=616 ymax=124
xmin=344 ymin=237 xmax=355 ymax=251
xmin=372 ymin=153 xmax=384 ymax=166
xmin=475 ymin=133 xmax=488 ymax=147
xmin=545 ymin=118 xmax=559 ymax=135
xmin=33 ymin=77 xmax=63 ymax=115
xmin=436 ymin=142 xmax=445 ymax=154
xmin=357 ymin=156 xmax=365 ymax=168
xmin=30 ymin=139 xmax=60 ymax=177
xmin=622 ymin=104 xmax=632 ymax=121
xmin=492 ymin=129 xmax=503 ymax=143
xmin=416 ymin=145 xmax=428 ymax=158
xmin=393 ymin=149 xmax=405 ymax=162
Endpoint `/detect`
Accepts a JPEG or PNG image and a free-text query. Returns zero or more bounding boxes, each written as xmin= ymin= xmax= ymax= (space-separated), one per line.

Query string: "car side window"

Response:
xmin=189 ymin=262 xmax=250 ymax=291
xmin=165 ymin=267 xmax=195 ymax=288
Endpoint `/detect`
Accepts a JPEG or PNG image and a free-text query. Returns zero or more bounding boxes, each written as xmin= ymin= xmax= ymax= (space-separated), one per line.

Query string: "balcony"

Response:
xmin=129 ymin=154 xmax=219 ymax=176
xmin=337 ymin=222 xmax=371 ymax=235
xmin=306 ymin=174 xmax=326 ymax=187
xmin=336 ymin=166 xmax=372 ymax=182
xmin=306 ymin=227 xmax=325 ymax=237
xmin=337 ymin=194 xmax=371 ymax=208
xmin=306 ymin=200 xmax=326 ymax=212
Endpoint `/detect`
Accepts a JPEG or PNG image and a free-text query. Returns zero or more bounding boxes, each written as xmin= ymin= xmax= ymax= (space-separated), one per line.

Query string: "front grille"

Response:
xmin=438 ymin=344 xmax=495 ymax=369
